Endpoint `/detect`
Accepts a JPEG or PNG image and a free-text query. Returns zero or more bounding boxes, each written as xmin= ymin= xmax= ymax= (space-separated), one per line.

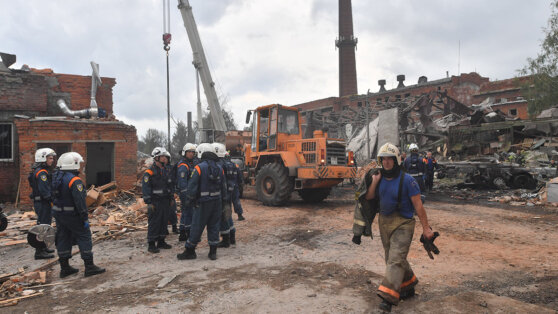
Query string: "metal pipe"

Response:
xmin=57 ymin=99 xmax=93 ymax=118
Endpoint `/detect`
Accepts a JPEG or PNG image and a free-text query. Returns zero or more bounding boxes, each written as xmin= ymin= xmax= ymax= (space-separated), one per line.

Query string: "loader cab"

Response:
xmin=248 ymin=104 xmax=300 ymax=152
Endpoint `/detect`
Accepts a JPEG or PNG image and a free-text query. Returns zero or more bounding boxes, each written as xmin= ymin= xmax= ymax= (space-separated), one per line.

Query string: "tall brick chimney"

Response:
xmin=336 ymin=0 xmax=358 ymax=97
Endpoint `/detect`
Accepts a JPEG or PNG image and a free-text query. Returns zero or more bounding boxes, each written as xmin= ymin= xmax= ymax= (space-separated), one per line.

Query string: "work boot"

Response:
xmin=59 ymin=258 xmax=79 ymax=278
xmin=148 ymin=241 xmax=160 ymax=253
xmin=217 ymin=234 xmax=230 ymax=248
xmin=400 ymin=288 xmax=415 ymax=300
xmin=230 ymin=229 xmax=236 ymax=245
xmin=84 ymin=259 xmax=106 ymax=277
xmin=208 ymin=245 xmax=217 ymax=260
xmin=177 ymin=247 xmax=197 ymax=260
xmin=157 ymin=239 xmax=172 ymax=249
xmin=178 ymin=229 xmax=187 ymax=242
xmin=378 ymin=299 xmax=392 ymax=313
xmin=237 ymin=214 xmax=245 ymax=221
xmin=35 ymin=248 xmax=54 ymax=260
xmin=45 ymin=247 xmax=55 ymax=253
xmin=172 ymin=224 xmax=179 ymax=234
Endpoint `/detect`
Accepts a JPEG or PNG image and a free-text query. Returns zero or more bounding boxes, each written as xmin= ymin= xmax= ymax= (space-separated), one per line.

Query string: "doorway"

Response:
xmin=86 ymin=142 xmax=114 ymax=187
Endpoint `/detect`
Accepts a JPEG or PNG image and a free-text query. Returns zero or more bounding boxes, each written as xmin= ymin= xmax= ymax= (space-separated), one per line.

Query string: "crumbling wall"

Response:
xmin=0 ymin=72 xmax=48 ymax=112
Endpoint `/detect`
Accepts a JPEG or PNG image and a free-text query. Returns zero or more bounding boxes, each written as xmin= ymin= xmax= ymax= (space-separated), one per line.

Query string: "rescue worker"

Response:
xmin=28 ymin=148 xmax=56 ymax=259
xmin=177 ymin=143 xmax=198 ymax=242
xmin=403 ymin=143 xmax=426 ymax=194
xmin=231 ymin=153 xmax=245 ymax=221
xmin=177 ymin=143 xmax=226 ymax=261
xmin=363 ymin=143 xmax=434 ymax=312
xmin=423 ymin=151 xmax=439 ymax=192
xmin=213 ymin=143 xmax=236 ymax=248
xmin=142 ymin=147 xmax=174 ymax=253
xmin=52 ymin=152 xmax=105 ymax=278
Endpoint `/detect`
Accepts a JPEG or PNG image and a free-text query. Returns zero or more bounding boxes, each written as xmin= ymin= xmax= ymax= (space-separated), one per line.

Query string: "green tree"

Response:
xmin=171 ymin=120 xmax=189 ymax=161
xmin=141 ymin=128 xmax=167 ymax=155
xmin=520 ymin=0 xmax=558 ymax=116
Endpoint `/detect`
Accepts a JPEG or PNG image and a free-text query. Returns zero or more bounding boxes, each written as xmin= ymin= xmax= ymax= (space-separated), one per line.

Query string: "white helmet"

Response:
xmin=57 ymin=152 xmax=84 ymax=171
xmin=151 ymin=147 xmax=170 ymax=159
xmin=377 ymin=143 xmax=401 ymax=165
xmin=196 ymin=143 xmax=214 ymax=159
xmin=212 ymin=143 xmax=227 ymax=158
xmin=35 ymin=148 xmax=56 ymax=163
xmin=181 ymin=143 xmax=197 ymax=156
xmin=409 ymin=143 xmax=419 ymax=152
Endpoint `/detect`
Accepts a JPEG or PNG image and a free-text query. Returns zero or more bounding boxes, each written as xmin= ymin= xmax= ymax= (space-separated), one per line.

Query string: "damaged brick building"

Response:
xmin=0 ymin=53 xmax=137 ymax=205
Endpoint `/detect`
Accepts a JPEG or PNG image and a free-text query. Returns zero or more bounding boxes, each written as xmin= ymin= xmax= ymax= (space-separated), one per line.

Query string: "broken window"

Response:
xmin=509 ymin=108 xmax=517 ymax=116
xmin=0 ymin=123 xmax=13 ymax=161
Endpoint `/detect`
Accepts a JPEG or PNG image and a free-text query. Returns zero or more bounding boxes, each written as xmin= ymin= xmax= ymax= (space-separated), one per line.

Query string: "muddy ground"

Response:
xmin=1 ymin=185 xmax=558 ymax=313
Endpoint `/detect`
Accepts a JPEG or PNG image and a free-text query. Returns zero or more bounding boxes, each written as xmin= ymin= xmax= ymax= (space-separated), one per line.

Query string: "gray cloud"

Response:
xmin=1 ymin=0 xmax=551 ymax=137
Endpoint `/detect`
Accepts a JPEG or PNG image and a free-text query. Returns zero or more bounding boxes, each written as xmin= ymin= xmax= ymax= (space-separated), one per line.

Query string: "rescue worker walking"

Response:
xmin=213 ymin=143 xmax=236 ymax=248
xmin=177 ymin=143 xmax=226 ymax=261
xmin=177 ymin=143 xmax=198 ymax=242
xmin=423 ymin=151 xmax=439 ymax=192
xmin=28 ymin=148 xmax=57 ymax=259
xmin=403 ymin=143 xmax=426 ymax=194
xmin=142 ymin=147 xmax=174 ymax=253
xmin=364 ymin=143 xmax=434 ymax=312
xmin=52 ymin=152 xmax=105 ymax=278
xmin=230 ymin=155 xmax=245 ymax=221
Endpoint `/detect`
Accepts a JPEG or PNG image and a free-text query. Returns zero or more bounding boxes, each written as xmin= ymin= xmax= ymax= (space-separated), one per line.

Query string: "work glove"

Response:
xmin=83 ymin=220 xmax=90 ymax=229
xmin=420 ymin=231 xmax=440 ymax=259
xmin=352 ymin=235 xmax=361 ymax=245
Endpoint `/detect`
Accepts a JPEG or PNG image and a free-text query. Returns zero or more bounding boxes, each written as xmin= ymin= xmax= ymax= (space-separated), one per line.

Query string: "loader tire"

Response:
xmin=298 ymin=188 xmax=331 ymax=203
xmin=255 ymin=163 xmax=291 ymax=206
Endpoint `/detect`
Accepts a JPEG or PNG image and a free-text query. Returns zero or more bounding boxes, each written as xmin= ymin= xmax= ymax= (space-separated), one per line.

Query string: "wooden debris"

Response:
xmin=0 ymin=292 xmax=43 ymax=307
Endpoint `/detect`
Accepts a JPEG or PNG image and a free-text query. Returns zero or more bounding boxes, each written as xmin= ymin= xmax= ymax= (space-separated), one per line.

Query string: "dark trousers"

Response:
xmin=425 ymin=172 xmax=434 ymax=191
xmin=411 ymin=175 xmax=426 ymax=193
xmin=53 ymin=212 xmax=93 ymax=260
xmin=147 ymin=198 xmax=171 ymax=242
xmin=168 ymin=199 xmax=177 ymax=225
xmin=186 ymin=199 xmax=221 ymax=248
xmin=34 ymin=200 xmax=52 ymax=225
xmin=179 ymin=198 xmax=194 ymax=232
xmin=232 ymin=187 xmax=243 ymax=215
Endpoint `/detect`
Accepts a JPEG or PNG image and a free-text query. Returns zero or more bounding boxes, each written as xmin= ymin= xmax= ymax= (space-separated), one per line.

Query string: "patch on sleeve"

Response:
xmin=144 ymin=175 xmax=149 ymax=183
xmin=77 ymin=184 xmax=84 ymax=192
xmin=40 ymin=174 xmax=47 ymax=182
xmin=181 ymin=172 xmax=185 ymax=178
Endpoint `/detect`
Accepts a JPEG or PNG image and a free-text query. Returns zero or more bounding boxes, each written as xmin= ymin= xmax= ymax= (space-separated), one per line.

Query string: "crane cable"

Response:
xmin=162 ymin=0 xmax=172 ymax=153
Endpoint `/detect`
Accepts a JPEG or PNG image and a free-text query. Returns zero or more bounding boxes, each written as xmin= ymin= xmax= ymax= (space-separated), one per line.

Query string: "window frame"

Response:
xmin=0 ymin=123 xmax=14 ymax=162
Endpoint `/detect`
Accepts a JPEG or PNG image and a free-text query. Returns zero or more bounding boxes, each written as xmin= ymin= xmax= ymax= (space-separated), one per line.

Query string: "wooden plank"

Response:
xmin=0 ymin=292 xmax=44 ymax=307
xmin=0 ymin=240 xmax=27 ymax=246
xmin=97 ymin=181 xmax=117 ymax=192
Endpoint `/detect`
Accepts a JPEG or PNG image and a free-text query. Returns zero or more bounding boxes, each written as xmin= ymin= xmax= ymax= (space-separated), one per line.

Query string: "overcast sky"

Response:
xmin=1 ymin=0 xmax=552 ymax=138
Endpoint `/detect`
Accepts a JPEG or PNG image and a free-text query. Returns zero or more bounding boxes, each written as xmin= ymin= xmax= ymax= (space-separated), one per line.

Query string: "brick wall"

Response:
xmin=11 ymin=118 xmax=137 ymax=206
xmin=52 ymin=74 xmax=115 ymax=115
xmin=0 ymin=72 xmax=48 ymax=112
xmin=0 ymin=68 xmax=115 ymax=116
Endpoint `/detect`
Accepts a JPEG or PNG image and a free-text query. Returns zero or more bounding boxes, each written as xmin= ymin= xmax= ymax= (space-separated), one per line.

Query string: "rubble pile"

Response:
xmin=0 ymin=269 xmax=46 ymax=307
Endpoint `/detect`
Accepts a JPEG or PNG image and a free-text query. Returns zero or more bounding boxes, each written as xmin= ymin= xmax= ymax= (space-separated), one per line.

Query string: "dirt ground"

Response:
xmin=1 ymin=185 xmax=558 ymax=313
